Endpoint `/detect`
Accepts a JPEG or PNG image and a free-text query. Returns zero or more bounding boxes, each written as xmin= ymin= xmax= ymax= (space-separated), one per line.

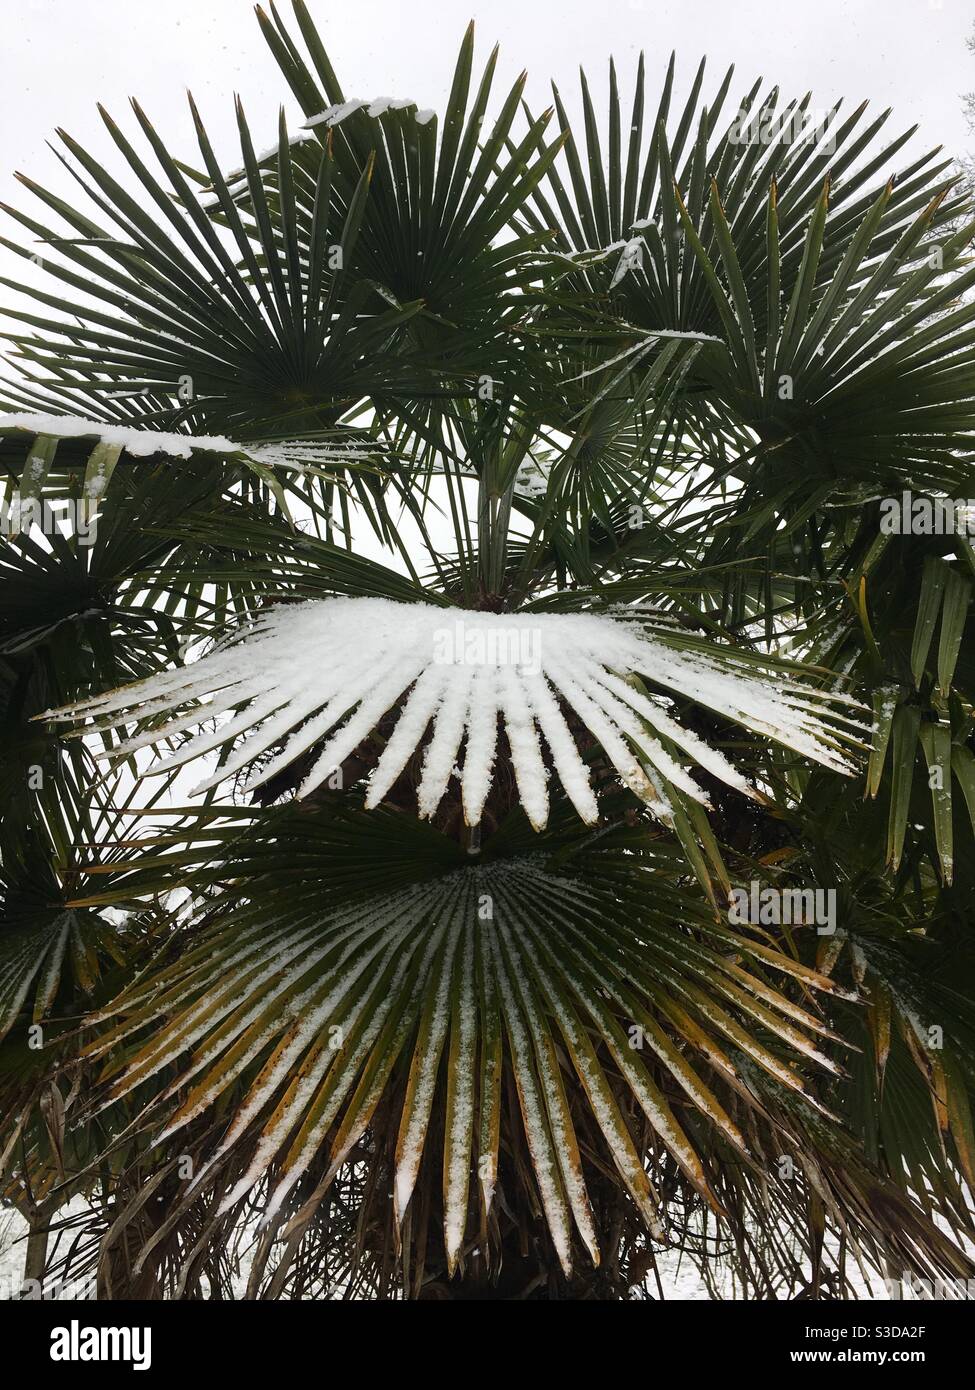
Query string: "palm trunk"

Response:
xmin=22 ymin=1213 xmax=50 ymax=1294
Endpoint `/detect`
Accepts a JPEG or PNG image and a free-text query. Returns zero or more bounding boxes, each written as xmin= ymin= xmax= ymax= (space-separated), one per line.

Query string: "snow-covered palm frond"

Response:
xmin=0 ymin=411 xmax=238 ymax=460
xmin=44 ymin=598 xmax=867 ymax=829
xmin=0 ymin=411 xmax=382 ymax=476
xmin=77 ymin=828 xmax=851 ymax=1277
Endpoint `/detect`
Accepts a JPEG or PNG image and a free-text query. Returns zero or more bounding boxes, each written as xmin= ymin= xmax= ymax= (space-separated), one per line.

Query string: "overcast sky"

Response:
xmin=1 ymin=0 xmax=972 ymax=212
xmin=0 ymin=0 xmax=970 ymax=348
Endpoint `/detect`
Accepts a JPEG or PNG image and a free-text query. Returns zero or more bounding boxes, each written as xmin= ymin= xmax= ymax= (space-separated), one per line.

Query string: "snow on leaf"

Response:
xmin=302 ymin=97 xmax=424 ymax=129
xmin=0 ymin=412 xmax=375 ymax=489
xmin=303 ymin=99 xmax=371 ymax=128
xmin=610 ymin=236 xmax=646 ymax=289
xmin=0 ymin=411 xmax=237 ymax=459
xmin=43 ymin=597 xmax=867 ymax=829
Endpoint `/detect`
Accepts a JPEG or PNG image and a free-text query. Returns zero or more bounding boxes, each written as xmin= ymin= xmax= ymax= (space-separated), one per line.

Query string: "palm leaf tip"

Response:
xmin=44 ymin=596 xmax=866 ymax=828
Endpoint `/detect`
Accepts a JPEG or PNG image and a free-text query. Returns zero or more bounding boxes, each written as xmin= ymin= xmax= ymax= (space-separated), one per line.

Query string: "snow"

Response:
xmin=303 ymin=98 xmax=423 ymax=129
xmin=610 ymin=236 xmax=646 ymax=289
xmin=416 ymin=659 xmax=473 ymax=819
xmin=459 ymin=665 xmax=499 ymax=825
xmin=393 ymin=916 xmax=459 ymax=1224
xmin=246 ymin=439 xmax=384 ymax=472
xmin=487 ymin=930 xmax=574 ymax=1274
xmin=443 ymin=930 xmax=476 ymax=1268
xmin=495 ymin=662 xmax=550 ymax=828
xmin=513 ymin=457 xmax=549 ymax=498
xmin=304 ymin=99 xmax=368 ymax=128
xmin=368 ymin=97 xmax=418 ymax=118
xmin=44 ymin=597 xmax=866 ymax=832
xmin=0 ymin=413 xmax=371 ymax=477
xmin=0 ymin=412 xmax=236 ymax=459
xmin=550 ymin=239 xmax=628 ymax=264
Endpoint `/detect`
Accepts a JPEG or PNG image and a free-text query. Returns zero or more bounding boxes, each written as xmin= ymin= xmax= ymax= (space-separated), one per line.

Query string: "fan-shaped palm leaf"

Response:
xmin=43 ymin=596 xmax=866 ymax=830
xmin=76 ymin=805 xmax=857 ymax=1277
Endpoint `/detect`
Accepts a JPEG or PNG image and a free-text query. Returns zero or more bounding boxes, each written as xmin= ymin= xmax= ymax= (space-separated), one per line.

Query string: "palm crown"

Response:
xmin=2 ymin=0 xmax=975 ymax=1301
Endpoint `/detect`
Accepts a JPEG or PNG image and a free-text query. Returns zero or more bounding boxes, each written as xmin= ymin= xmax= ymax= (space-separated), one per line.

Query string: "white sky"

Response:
xmin=1 ymin=0 xmax=972 ymax=225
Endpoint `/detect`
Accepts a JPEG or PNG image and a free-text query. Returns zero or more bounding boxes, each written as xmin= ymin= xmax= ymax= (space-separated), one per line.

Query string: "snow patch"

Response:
xmin=0 ymin=412 xmax=236 ymax=460
xmin=45 ymin=597 xmax=866 ymax=832
xmin=303 ymin=98 xmax=426 ymax=130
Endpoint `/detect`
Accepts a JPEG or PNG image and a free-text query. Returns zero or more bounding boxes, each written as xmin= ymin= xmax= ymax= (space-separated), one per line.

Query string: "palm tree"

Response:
xmin=2 ymin=1 xmax=975 ymax=1301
